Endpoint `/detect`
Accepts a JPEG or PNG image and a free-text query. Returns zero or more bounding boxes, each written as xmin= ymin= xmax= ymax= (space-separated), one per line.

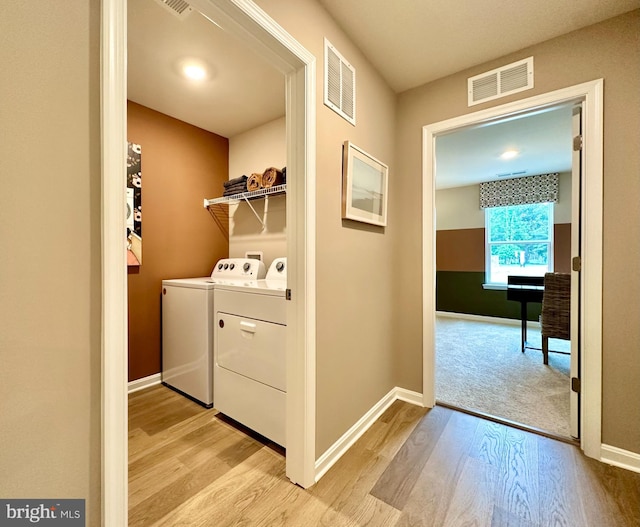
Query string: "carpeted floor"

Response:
xmin=436 ymin=315 xmax=572 ymax=438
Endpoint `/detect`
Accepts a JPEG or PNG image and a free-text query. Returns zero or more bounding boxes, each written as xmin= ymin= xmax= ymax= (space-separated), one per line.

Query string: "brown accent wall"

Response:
xmin=554 ymin=223 xmax=571 ymax=273
xmin=436 ymin=228 xmax=485 ymax=272
xmin=436 ymin=224 xmax=571 ymax=273
xmin=127 ymin=102 xmax=229 ymax=381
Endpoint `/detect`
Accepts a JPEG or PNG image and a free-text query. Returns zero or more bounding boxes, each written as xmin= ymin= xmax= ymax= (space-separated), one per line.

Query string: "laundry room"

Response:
xmin=126 ymin=0 xmax=288 ymax=467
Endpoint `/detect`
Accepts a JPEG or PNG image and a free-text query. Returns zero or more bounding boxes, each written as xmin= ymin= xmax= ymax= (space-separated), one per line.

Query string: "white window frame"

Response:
xmin=484 ymin=201 xmax=554 ymax=286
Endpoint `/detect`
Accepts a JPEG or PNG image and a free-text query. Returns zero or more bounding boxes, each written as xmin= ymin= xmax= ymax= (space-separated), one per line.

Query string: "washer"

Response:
xmin=161 ymin=258 xmax=266 ymax=408
xmin=214 ymin=257 xmax=287 ymax=445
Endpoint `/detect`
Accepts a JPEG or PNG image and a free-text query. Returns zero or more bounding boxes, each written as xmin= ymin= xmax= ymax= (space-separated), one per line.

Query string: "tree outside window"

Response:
xmin=485 ymin=202 xmax=554 ymax=284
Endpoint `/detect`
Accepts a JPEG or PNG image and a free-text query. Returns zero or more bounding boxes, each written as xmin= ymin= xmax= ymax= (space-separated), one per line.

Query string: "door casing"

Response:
xmin=422 ymin=80 xmax=603 ymax=459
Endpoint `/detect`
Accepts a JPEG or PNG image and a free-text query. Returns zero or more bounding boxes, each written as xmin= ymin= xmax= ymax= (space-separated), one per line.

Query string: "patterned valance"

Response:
xmin=480 ymin=173 xmax=559 ymax=209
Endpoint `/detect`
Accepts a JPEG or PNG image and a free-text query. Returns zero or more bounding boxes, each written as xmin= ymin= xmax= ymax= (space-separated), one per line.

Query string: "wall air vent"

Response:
xmin=154 ymin=0 xmax=193 ymax=19
xmin=497 ymin=170 xmax=528 ymax=178
xmin=468 ymin=57 xmax=533 ymax=106
xmin=324 ymin=39 xmax=356 ymax=126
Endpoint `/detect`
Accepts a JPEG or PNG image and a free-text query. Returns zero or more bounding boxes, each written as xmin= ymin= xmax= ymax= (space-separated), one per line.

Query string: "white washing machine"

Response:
xmin=161 ymin=258 xmax=266 ymax=408
xmin=214 ymin=257 xmax=287 ymax=445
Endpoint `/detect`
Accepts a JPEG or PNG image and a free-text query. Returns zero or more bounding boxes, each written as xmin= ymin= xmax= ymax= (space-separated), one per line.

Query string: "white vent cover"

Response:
xmin=154 ymin=0 xmax=193 ymax=19
xmin=468 ymin=57 xmax=533 ymax=106
xmin=324 ymin=39 xmax=356 ymax=126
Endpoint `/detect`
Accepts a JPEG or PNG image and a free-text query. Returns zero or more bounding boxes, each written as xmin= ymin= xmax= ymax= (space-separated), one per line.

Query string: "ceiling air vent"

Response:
xmin=468 ymin=57 xmax=533 ymax=106
xmin=154 ymin=0 xmax=193 ymax=19
xmin=324 ymin=39 xmax=356 ymax=126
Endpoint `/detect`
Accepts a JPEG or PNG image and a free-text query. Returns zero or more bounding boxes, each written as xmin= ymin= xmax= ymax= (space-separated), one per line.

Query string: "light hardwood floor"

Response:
xmin=129 ymin=385 xmax=640 ymax=526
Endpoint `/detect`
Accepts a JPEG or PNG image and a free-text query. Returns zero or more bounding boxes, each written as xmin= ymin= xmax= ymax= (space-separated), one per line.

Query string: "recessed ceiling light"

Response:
xmin=500 ymin=149 xmax=519 ymax=160
xmin=183 ymin=63 xmax=207 ymax=81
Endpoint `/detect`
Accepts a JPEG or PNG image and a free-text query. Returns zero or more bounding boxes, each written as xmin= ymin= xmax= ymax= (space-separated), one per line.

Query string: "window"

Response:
xmin=485 ymin=202 xmax=554 ymax=285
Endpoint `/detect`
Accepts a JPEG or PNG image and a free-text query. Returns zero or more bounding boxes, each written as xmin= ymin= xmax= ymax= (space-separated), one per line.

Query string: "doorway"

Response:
xmin=432 ymin=104 xmax=576 ymax=438
xmin=421 ymin=80 xmax=604 ymax=461
xmin=102 ymin=0 xmax=317 ymax=523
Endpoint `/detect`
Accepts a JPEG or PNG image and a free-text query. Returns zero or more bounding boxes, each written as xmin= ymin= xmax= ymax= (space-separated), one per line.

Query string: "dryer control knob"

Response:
xmin=224 ymin=263 xmax=229 ymax=270
xmin=276 ymin=261 xmax=285 ymax=272
xmin=243 ymin=262 xmax=251 ymax=272
xmin=230 ymin=263 xmax=235 ymax=270
xmin=218 ymin=263 xmax=223 ymax=270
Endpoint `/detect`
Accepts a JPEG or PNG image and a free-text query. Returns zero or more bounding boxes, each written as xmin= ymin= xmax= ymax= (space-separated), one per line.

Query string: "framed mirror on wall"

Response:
xmin=127 ymin=142 xmax=142 ymax=265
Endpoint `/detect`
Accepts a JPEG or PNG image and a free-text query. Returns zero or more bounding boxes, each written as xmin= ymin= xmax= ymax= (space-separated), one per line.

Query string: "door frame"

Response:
xmin=422 ymin=80 xmax=603 ymax=459
xmin=101 ymin=0 xmax=317 ymax=524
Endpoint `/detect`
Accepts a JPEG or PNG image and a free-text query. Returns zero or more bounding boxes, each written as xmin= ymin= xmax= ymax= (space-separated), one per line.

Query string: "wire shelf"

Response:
xmin=203 ymin=184 xmax=286 ymax=207
xmin=204 ymin=184 xmax=287 ymax=240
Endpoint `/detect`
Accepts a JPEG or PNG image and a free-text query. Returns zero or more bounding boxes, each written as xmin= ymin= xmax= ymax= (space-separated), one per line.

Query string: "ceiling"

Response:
xmin=317 ymin=0 xmax=639 ymax=93
xmin=127 ymin=0 xmax=638 ymax=185
xmin=128 ymin=0 xmax=285 ymax=138
xmin=435 ymin=104 xmax=574 ymax=189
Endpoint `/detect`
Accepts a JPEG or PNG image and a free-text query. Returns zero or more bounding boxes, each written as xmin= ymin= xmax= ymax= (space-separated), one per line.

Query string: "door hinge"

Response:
xmin=285 ymin=288 xmax=292 ymax=301
xmin=571 ymin=377 xmax=581 ymax=393
xmin=573 ymin=134 xmax=583 ymax=151
xmin=572 ymin=256 xmax=582 ymax=272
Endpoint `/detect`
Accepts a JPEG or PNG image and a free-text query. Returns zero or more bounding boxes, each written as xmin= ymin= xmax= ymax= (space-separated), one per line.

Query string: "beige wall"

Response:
xmin=255 ymin=0 xmax=398 ymax=457
xmin=0 ymin=0 xmax=101 ymax=523
xmin=396 ymin=11 xmax=640 ymax=453
xmin=228 ymin=117 xmax=287 ymax=268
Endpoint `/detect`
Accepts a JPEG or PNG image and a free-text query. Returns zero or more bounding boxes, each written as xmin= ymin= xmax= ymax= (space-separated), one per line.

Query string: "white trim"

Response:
xmin=423 ymin=79 xmax=604 ymax=457
xmin=127 ymin=374 xmax=161 ymax=394
xmin=600 ymin=444 xmax=640 ymax=474
xmin=436 ymin=310 xmax=540 ymax=329
xmin=314 ymin=387 xmax=422 ymax=481
xmin=101 ymin=0 xmax=128 ymax=525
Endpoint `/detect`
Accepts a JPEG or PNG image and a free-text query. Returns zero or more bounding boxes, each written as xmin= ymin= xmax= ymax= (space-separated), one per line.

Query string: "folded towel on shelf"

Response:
xmin=223 ymin=175 xmax=248 ymax=188
xmin=223 ymin=183 xmax=248 ymax=196
xmin=246 ymin=173 xmax=263 ymax=192
xmin=261 ymin=167 xmax=284 ymax=188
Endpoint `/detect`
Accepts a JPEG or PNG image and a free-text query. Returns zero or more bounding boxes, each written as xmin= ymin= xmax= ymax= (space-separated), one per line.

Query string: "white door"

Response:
xmin=570 ymin=103 xmax=583 ymax=438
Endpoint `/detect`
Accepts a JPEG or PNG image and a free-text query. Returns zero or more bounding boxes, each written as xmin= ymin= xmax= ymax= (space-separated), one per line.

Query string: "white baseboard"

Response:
xmin=436 ymin=310 xmax=540 ymax=329
xmin=314 ymin=387 xmax=423 ymax=482
xmin=600 ymin=444 xmax=640 ymax=474
xmin=127 ymin=373 xmax=161 ymax=394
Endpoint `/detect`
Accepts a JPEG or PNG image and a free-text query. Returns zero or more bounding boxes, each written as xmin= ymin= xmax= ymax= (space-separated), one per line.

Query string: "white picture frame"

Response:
xmin=341 ymin=141 xmax=389 ymax=226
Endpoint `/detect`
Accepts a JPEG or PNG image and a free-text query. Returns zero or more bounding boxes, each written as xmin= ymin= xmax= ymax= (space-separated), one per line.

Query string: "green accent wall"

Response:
xmin=436 ymin=270 xmax=542 ymax=321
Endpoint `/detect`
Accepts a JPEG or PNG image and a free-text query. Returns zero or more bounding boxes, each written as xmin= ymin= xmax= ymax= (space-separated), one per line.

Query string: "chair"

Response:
xmin=541 ymin=272 xmax=571 ymax=364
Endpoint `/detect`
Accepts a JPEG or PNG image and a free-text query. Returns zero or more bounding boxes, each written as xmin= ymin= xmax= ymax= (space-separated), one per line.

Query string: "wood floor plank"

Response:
xmin=572 ymin=447 xmax=640 ymax=527
xmin=491 ymin=505 xmax=538 ymax=527
xmin=129 ymin=411 xmax=218 ymax=463
xmin=128 ymin=456 xmax=189 ymax=509
xmin=495 ymin=426 xmax=540 ymax=525
xmin=469 ymin=419 xmax=508 ymax=467
xmin=536 ymin=436 xmax=586 ymax=527
xmin=370 ymin=405 xmax=452 ymax=509
xmin=441 ymin=456 xmax=499 ymax=526
xmin=129 ymin=433 xmax=264 ymax=526
xmin=395 ymin=409 xmax=480 ymax=527
xmin=128 ymin=419 xmax=226 ymax=479
xmin=151 ymin=447 xmax=286 ymax=527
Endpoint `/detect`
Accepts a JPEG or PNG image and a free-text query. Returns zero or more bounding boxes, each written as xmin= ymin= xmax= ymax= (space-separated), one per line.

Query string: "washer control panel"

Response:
xmin=266 ymin=257 xmax=287 ymax=281
xmin=211 ymin=258 xmax=266 ymax=280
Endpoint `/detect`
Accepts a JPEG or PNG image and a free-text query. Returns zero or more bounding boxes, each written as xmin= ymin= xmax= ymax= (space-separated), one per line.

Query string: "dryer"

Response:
xmin=161 ymin=258 xmax=265 ymax=408
xmin=214 ymin=257 xmax=287 ymax=445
